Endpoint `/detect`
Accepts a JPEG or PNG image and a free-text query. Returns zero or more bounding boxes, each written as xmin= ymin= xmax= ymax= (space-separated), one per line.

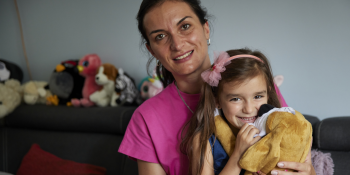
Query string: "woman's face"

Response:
xmin=217 ymin=75 xmax=269 ymax=129
xmin=143 ymin=1 xmax=210 ymax=77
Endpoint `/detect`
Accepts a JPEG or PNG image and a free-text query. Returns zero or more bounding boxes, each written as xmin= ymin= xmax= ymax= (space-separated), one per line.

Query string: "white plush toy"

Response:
xmin=274 ymin=75 xmax=284 ymax=87
xmin=22 ymin=81 xmax=52 ymax=105
xmin=0 ymin=79 xmax=21 ymax=118
xmin=90 ymin=63 xmax=119 ymax=107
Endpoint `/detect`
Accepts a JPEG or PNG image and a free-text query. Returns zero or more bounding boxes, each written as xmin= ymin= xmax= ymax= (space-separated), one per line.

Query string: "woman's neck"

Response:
xmin=173 ymin=54 xmax=211 ymax=94
xmin=175 ymin=76 xmax=204 ymax=94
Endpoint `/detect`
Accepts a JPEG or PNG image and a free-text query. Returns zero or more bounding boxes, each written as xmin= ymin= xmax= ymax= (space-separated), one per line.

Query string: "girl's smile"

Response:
xmin=217 ymin=74 xmax=269 ymax=129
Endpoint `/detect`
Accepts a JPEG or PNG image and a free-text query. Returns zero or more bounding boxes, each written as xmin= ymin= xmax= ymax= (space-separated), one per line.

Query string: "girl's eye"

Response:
xmin=155 ymin=34 xmax=165 ymax=40
xmin=230 ymin=98 xmax=240 ymax=102
xmin=181 ymin=24 xmax=190 ymax=30
xmin=255 ymin=95 xmax=263 ymax=99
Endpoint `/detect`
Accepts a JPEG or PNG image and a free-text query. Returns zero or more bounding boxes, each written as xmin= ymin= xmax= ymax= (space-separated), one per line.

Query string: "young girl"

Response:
xmin=181 ymin=48 xmax=312 ymax=175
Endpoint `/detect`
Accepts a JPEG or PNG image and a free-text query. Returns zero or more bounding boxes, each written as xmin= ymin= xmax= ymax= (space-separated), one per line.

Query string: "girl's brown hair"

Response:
xmin=181 ymin=48 xmax=281 ymax=175
xmin=136 ymin=0 xmax=210 ymax=87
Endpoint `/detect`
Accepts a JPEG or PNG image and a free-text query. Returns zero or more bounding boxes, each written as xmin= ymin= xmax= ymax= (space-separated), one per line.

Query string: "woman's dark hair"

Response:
xmin=137 ymin=0 xmax=209 ymax=87
xmin=181 ymin=48 xmax=281 ymax=175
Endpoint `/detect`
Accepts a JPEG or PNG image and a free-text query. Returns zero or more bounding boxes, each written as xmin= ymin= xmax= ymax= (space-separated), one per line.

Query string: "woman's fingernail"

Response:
xmin=271 ymin=171 xmax=278 ymax=175
xmin=277 ymin=162 xmax=284 ymax=167
xmin=257 ymin=171 xmax=260 ymax=174
xmin=285 ymin=169 xmax=288 ymax=171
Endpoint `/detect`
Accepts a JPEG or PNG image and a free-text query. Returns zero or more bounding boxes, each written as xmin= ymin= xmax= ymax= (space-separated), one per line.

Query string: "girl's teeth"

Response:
xmin=240 ymin=117 xmax=255 ymax=121
xmin=175 ymin=51 xmax=192 ymax=60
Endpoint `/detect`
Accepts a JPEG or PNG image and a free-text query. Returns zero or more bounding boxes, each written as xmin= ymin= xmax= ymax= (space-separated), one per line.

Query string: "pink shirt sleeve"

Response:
xmin=274 ymin=84 xmax=288 ymax=107
xmin=118 ymin=109 xmax=159 ymax=163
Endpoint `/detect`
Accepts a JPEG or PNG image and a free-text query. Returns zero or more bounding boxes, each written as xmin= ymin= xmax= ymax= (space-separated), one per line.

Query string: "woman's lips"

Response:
xmin=173 ymin=50 xmax=193 ymax=63
xmin=238 ymin=116 xmax=257 ymax=123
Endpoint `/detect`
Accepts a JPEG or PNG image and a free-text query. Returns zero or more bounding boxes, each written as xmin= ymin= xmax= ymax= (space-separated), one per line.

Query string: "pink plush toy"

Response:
xmin=71 ymin=54 xmax=102 ymax=107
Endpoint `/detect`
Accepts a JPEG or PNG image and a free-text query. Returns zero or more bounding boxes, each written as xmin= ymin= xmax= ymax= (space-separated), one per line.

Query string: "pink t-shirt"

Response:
xmin=118 ymin=82 xmax=200 ymax=175
xmin=118 ymin=82 xmax=287 ymax=175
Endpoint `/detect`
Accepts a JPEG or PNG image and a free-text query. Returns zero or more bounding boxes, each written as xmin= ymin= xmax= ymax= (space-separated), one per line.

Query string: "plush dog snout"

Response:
xmin=96 ymin=76 xmax=99 ymax=80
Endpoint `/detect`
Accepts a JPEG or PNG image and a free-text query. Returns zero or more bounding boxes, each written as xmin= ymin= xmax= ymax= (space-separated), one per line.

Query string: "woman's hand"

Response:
xmin=234 ymin=123 xmax=261 ymax=157
xmin=270 ymin=148 xmax=315 ymax=175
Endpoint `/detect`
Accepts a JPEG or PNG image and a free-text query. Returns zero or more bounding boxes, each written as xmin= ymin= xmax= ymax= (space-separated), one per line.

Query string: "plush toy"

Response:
xmin=214 ymin=104 xmax=312 ymax=175
xmin=113 ymin=68 xmax=142 ymax=106
xmin=0 ymin=79 xmax=21 ymax=118
xmin=89 ymin=63 xmax=119 ymax=107
xmin=139 ymin=71 xmax=163 ymax=100
xmin=71 ymin=54 xmax=102 ymax=107
xmin=274 ymin=75 xmax=284 ymax=87
xmin=0 ymin=58 xmax=23 ymax=83
xmin=47 ymin=60 xmax=85 ymax=106
xmin=22 ymin=81 xmax=52 ymax=105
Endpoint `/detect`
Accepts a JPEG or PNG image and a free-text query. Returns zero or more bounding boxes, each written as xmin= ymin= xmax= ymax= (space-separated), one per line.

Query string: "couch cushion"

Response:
xmin=314 ymin=116 xmax=350 ymax=151
xmin=5 ymin=104 xmax=136 ymax=135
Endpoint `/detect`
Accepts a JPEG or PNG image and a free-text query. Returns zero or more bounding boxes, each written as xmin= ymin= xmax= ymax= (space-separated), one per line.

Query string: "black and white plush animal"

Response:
xmin=113 ymin=69 xmax=142 ymax=106
xmin=0 ymin=59 xmax=23 ymax=83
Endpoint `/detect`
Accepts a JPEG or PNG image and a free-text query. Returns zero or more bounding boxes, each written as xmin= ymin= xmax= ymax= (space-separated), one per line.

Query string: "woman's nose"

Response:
xmin=170 ymin=35 xmax=184 ymax=51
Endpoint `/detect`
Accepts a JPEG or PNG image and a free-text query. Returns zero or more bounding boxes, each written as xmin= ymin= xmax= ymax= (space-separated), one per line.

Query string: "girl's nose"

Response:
xmin=242 ymin=101 xmax=254 ymax=114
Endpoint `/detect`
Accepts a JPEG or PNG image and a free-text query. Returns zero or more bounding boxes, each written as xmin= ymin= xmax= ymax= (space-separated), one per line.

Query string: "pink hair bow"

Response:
xmin=201 ymin=52 xmax=231 ymax=87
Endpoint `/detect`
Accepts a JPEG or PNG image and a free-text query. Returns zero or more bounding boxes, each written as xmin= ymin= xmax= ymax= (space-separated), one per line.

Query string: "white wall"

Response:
xmin=1 ymin=0 xmax=349 ymax=120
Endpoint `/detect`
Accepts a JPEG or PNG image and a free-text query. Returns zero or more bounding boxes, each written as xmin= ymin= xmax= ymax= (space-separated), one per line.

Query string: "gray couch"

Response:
xmin=0 ymin=104 xmax=139 ymax=175
xmin=0 ymin=105 xmax=349 ymax=174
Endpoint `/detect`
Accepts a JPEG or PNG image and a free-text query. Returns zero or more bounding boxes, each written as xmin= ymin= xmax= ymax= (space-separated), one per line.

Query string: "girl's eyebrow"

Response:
xmin=148 ymin=16 xmax=192 ymax=36
xmin=256 ymin=90 xmax=267 ymax=94
xmin=225 ymin=90 xmax=267 ymax=98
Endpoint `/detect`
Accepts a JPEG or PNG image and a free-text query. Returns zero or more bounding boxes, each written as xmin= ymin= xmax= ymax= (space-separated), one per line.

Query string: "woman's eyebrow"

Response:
xmin=148 ymin=16 xmax=192 ymax=36
xmin=177 ymin=16 xmax=192 ymax=26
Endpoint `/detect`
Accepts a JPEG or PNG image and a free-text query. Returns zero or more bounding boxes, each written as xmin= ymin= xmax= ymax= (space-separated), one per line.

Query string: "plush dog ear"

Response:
xmin=110 ymin=66 xmax=118 ymax=80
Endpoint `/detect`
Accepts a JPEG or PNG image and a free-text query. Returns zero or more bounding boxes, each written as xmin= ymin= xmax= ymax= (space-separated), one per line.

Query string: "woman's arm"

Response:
xmin=137 ymin=160 xmax=167 ymax=175
xmin=270 ymin=146 xmax=315 ymax=175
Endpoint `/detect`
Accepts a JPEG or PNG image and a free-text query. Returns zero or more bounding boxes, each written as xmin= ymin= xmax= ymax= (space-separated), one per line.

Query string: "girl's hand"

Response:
xmin=253 ymin=171 xmax=266 ymax=175
xmin=234 ymin=123 xmax=261 ymax=157
xmin=270 ymin=147 xmax=315 ymax=175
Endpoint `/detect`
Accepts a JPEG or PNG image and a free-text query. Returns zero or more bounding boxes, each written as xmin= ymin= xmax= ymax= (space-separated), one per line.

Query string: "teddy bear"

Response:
xmin=214 ymin=104 xmax=312 ymax=175
xmin=89 ymin=63 xmax=119 ymax=107
xmin=22 ymin=81 xmax=52 ymax=105
xmin=0 ymin=79 xmax=22 ymax=118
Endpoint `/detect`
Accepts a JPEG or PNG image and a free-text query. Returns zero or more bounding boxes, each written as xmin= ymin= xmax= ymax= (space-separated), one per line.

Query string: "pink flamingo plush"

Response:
xmin=71 ymin=54 xmax=102 ymax=107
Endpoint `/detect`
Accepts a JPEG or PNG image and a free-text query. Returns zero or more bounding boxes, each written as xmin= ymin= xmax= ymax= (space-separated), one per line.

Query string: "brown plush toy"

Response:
xmin=215 ymin=104 xmax=312 ymax=175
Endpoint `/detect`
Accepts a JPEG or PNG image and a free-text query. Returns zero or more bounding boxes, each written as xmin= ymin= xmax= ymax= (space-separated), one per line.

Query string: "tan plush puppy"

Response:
xmin=215 ymin=107 xmax=312 ymax=175
xmin=89 ymin=63 xmax=118 ymax=107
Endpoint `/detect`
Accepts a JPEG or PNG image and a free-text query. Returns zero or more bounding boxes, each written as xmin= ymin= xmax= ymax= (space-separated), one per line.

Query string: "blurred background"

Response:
xmin=0 ymin=0 xmax=349 ymax=120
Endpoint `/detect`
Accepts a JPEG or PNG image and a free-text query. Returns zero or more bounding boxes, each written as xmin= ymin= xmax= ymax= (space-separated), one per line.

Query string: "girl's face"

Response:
xmin=217 ymin=75 xmax=269 ymax=129
xmin=143 ymin=1 xmax=211 ymax=77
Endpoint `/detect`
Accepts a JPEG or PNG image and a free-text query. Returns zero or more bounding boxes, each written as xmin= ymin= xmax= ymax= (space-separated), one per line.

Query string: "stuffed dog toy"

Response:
xmin=90 ymin=63 xmax=119 ymax=107
xmin=215 ymin=104 xmax=312 ymax=175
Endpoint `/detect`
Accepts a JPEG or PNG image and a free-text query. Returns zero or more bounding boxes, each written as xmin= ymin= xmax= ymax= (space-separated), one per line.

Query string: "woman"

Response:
xmin=118 ymin=1 xmax=315 ymax=175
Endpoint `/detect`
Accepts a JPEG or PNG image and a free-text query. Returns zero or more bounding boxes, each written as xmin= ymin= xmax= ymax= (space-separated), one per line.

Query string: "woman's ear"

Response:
xmin=145 ymin=43 xmax=156 ymax=57
xmin=204 ymin=21 xmax=210 ymax=40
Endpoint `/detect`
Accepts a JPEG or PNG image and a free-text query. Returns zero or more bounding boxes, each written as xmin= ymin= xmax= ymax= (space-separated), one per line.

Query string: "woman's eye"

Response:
xmin=155 ymin=34 xmax=165 ymax=40
xmin=230 ymin=98 xmax=240 ymax=102
xmin=181 ymin=24 xmax=190 ymax=30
